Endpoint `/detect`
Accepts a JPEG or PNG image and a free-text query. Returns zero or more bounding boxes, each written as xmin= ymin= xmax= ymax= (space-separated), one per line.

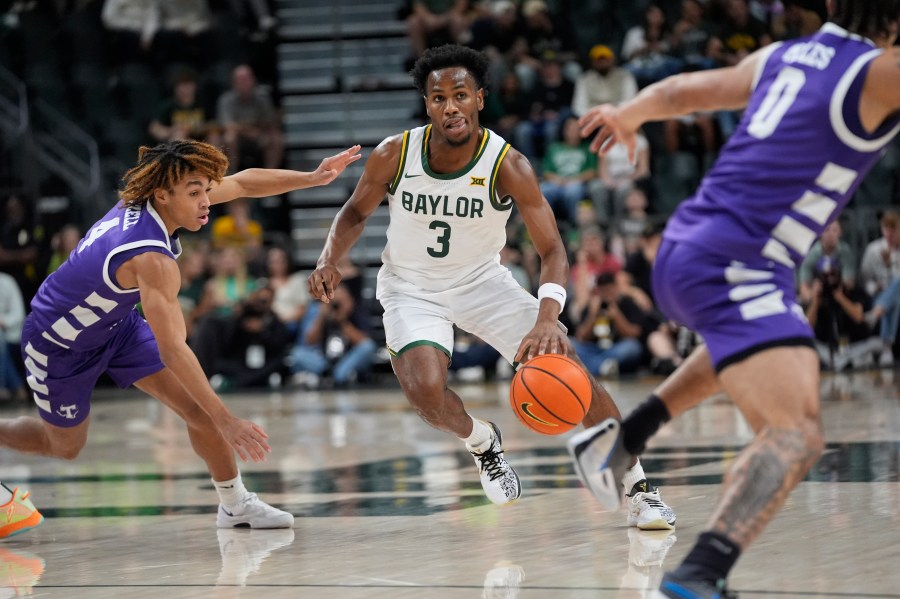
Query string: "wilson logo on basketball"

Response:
xmin=520 ymin=403 xmax=556 ymax=427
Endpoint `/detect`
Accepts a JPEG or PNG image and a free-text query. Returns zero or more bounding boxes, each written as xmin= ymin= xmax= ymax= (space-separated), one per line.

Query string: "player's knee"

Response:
xmin=801 ymin=416 xmax=825 ymax=460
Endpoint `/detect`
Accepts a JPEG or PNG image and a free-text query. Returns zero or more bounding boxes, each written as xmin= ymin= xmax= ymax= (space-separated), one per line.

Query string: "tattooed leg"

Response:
xmin=707 ymin=425 xmax=824 ymax=548
xmin=712 ymin=346 xmax=825 ymax=549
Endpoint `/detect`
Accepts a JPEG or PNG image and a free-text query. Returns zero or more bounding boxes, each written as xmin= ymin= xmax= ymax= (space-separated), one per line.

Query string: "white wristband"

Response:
xmin=537 ymin=282 xmax=567 ymax=312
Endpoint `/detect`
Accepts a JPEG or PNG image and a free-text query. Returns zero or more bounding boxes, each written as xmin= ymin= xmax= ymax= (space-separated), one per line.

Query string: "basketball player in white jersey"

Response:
xmin=308 ymin=44 xmax=675 ymax=529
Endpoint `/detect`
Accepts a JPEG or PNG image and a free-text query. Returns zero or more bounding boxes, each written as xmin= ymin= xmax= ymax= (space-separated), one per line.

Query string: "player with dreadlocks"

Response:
xmin=0 ymin=140 xmax=360 ymax=532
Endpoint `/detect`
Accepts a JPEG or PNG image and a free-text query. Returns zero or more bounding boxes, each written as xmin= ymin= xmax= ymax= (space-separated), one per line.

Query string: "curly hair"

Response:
xmin=409 ymin=44 xmax=491 ymax=96
xmin=118 ymin=140 xmax=229 ymax=208
xmin=831 ymin=0 xmax=900 ymax=40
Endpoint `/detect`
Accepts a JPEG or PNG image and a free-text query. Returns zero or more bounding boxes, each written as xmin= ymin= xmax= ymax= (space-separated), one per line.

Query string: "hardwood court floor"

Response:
xmin=0 ymin=369 xmax=897 ymax=598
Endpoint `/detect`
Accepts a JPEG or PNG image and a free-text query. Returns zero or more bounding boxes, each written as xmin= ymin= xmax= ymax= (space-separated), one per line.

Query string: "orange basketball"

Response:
xmin=509 ymin=353 xmax=591 ymax=435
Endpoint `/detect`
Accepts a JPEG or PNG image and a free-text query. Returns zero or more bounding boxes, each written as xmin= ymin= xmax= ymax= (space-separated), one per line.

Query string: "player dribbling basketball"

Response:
xmin=308 ymin=44 xmax=675 ymax=530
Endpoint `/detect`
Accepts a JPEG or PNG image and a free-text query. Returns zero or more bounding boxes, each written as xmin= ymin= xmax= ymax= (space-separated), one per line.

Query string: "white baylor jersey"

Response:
xmin=380 ymin=125 xmax=513 ymax=292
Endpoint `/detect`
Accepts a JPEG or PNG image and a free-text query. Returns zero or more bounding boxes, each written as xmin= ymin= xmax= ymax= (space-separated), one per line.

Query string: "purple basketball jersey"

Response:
xmin=665 ymin=23 xmax=900 ymax=267
xmin=23 ymin=201 xmax=177 ymax=425
xmin=29 ymin=201 xmax=181 ymax=350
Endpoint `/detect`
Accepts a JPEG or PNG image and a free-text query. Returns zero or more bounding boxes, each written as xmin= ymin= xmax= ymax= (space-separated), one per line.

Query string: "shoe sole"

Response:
xmin=567 ymin=418 xmax=628 ymax=510
xmin=0 ymin=512 xmax=43 ymax=539
xmin=637 ymin=518 xmax=676 ymax=531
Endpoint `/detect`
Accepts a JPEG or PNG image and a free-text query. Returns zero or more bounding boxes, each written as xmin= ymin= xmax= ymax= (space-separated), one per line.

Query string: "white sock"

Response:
xmin=213 ymin=474 xmax=249 ymax=509
xmin=0 ymin=482 xmax=12 ymax=504
xmin=621 ymin=459 xmax=646 ymax=494
xmin=461 ymin=417 xmax=493 ymax=452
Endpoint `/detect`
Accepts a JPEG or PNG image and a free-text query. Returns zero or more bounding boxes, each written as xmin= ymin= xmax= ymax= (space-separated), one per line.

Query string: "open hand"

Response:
xmin=579 ymin=104 xmax=638 ymax=163
xmin=314 ymin=145 xmax=362 ymax=186
xmin=219 ymin=417 xmax=271 ymax=463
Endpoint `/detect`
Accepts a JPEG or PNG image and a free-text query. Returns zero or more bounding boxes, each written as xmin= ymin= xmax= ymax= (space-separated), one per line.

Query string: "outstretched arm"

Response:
xmin=308 ymin=136 xmax=402 ymax=302
xmin=208 ymin=145 xmax=362 ymax=204
xmin=579 ymin=49 xmax=764 ymax=160
xmin=124 ymin=252 xmax=271 ymax=463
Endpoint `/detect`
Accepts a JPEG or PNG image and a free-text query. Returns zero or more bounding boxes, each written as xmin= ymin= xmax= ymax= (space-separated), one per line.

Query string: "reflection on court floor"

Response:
xmin=0 ymin=370 xmax=897 ymax=598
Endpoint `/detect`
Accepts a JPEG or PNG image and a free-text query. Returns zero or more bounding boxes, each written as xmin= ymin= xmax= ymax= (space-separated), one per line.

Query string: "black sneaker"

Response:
xmin=467 ymin=421 xmax=522 ymax=505
xmin=657 ymin=571 xmax=737 ymax=598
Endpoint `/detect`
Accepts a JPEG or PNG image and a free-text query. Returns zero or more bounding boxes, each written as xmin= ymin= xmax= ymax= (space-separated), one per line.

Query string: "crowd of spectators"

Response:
xmin=402 ymin=0 xmax=900 ymax=382
xmin=0 ymin=0 xmax=897 ymax=396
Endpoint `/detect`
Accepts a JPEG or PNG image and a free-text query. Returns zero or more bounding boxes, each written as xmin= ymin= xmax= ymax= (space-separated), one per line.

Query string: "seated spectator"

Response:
xmin=46 ymin=224 xmax=81 ymax=275
xmin=217 ymin=64 xmax=284 ymax=171
xmin=405 ymin=0 xmax=473 ymax=58
xmin=210 ymin=199 xmax=264 ymax=272
xmin=149 ymin=67 xmax=221 ymax=144
xmin=539 ymin=116 xmax=597 ymax=226
xmin=0 ymin=272 xmax=27 ymax=403
xmin=569 ymin=226 xmax=623 ymax=325
xmin=749 ymin=0 xmax=787 ymax=39
xmin=177 ymin=246 xmax=212 ymax=339
xmin=152 ymin=0 xmax=216 ymax=71
xmin=620 ymin=221 xmax=663 ymax=305
xmin=617 ymin=222 xmax=681 ymax=375
xmin=798 ymin=220 xmax=856 ymax=305
xmin=0 ymin=194 xmax=40 ymax=302
xmin=709 ymin=0 xmax=773 ymax=136
xmin=670 ymin=0 xmax=717 ymax=71
xmin=265 ymin=245 xmax=311 ymax=336
xmin=860 ymin=210 xmax=900 ymax=368
xmin=517 ymin=0 xmax=579 ymax=89
xmin=571 ymin=44 xmax=637 ymax=118
xmin=571 ymin=273 xmax=646 ymax=377
xmin=481 ymin=71 xmax=530 ymax=147
xmin=500 ymin=242 xmax=532 ymax=292
xmin=782 ymin=0 xmax=827 ymax=38
xmin=593 ymin=129 xmax=651 ymax=224
xmin=620 ymin=4 xmax=683 ymax=88
xmin=805 ymin=257 xmax=876 ymax=371
xmin=290 ymin=283 xmax=377 ymax=388
xmin=202 ymin=246 xmax=257 ymax=317
xmin=515 ymin=51 xmax=574 ymax=163
xmin=210 ymin=285 xmax=291 ymax=390
xmin=101 ymin=0 xmax=160 ymax=65
xmin=101 ymin=0 xmax=215 ymax=70
xmin=710 ymin=0 xmax=772 ymax=67
xmin=612 ymin=189 xmax=652 ymax=259
xmin=189 ymin=246 xmax=258 ymax=375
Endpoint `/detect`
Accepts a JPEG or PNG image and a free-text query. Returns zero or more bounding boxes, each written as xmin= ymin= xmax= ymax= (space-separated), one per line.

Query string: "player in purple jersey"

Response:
xmin=567 ymin=1 xmax=900 ymax=597
xmin=0 ymin=139 xmax=361 ymax=530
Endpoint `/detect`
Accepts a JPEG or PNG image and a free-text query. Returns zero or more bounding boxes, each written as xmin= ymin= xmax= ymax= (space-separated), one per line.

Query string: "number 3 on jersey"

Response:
xmin=428 ymin=220 xmax=451 ymax=258
xmin=748 ymin=66 xmax=806 ymax=140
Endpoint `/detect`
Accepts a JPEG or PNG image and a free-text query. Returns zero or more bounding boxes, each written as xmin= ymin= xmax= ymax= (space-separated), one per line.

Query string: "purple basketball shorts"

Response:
xmin=21 ymin=309 xmax=165 ymax=427
xmin=652 ymin=238 xmax=814 ymax=372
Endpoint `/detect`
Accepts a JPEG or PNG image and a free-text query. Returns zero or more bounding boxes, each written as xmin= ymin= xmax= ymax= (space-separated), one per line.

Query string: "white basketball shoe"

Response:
xmin=627 ymin=481 xmax=677 ymax=530
xmin=216 ymin=493 xmax=295 ymax=529
xmin=467 ymin=422 xmax=522 ymax=505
